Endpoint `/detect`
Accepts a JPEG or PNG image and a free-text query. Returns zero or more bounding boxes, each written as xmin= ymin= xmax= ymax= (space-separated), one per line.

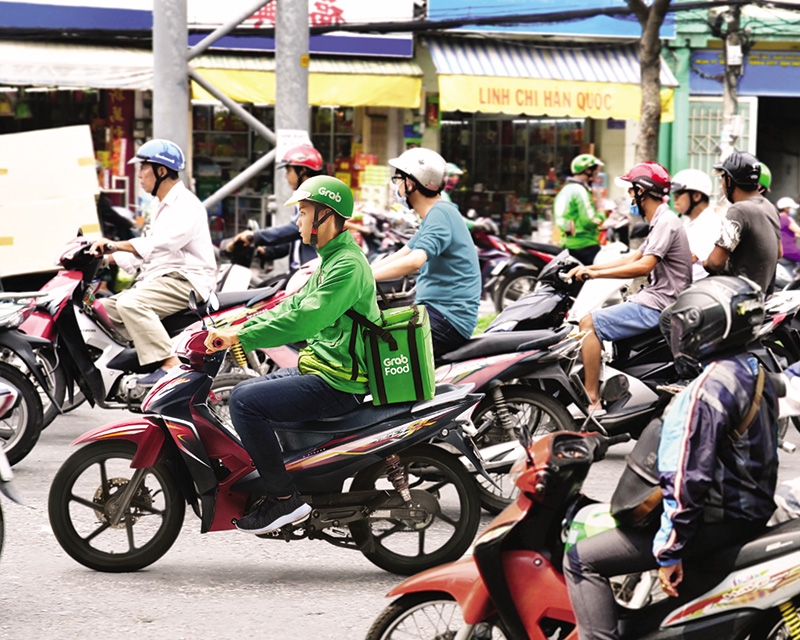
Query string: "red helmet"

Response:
xmin=277 ymin=144 xmax=323 ymax=171
xmin=616 ymin=162 xmax=671 ymax=197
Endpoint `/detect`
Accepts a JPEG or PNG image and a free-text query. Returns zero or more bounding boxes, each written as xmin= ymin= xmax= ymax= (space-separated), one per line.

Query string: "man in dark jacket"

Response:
xmin=564 ymin=276 xmax=779 ymax=640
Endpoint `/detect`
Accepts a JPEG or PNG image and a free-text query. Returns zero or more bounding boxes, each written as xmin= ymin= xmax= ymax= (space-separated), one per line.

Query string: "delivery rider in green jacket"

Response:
xmin=553 ymin=153 xmax=606 ymax=265
xmin=205 ymin=175 xmax=380 ymax=535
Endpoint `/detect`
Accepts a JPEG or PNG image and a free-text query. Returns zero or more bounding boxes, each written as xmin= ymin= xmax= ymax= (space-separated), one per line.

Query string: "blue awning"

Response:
xmin=426 ymin=38 xmax=678 ymax=87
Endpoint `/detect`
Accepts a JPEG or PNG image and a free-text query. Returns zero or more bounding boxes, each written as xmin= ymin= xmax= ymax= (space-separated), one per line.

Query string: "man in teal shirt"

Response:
xmin=554 ymin=153 xmax=606 ymax=265
xmin=373 ymin=148 xmax=481 ymax=359
xmin=205 ymin=175 xmax=379 ymax=534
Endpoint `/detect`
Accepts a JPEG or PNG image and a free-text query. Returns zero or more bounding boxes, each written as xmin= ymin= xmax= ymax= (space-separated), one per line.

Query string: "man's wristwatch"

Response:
xmin=106 ymin=242 xmax=116 ymax=253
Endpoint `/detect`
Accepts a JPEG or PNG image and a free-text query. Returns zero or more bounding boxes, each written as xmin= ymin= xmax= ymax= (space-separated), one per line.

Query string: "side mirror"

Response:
xmin=206 ymin=292 xmax=220 ymax=314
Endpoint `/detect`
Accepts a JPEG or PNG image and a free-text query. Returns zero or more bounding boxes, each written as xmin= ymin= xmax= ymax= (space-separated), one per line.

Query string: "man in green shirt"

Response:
xmin=553 ymin=153 xmax=606 ymax=265
xmin=205 ymin=175 xmax=380 ymax=535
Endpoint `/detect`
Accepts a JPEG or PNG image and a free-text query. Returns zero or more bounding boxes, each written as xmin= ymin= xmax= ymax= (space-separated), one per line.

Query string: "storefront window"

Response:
xmin=312 ymin=106 xmax=355 ymax=167
xmin=441 ymin=112 xmax=585 ymax=227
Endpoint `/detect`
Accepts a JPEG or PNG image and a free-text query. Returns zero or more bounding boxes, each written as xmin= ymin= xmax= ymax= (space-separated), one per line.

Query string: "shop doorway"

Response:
xmin=757 ymin=97 xmax=800 ymax=201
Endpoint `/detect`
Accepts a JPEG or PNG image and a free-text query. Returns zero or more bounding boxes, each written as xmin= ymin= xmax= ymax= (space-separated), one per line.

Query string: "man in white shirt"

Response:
xmin=670 ymin=168 xmax=722 ymax=281
xmin=90 ymin=139 xmax=217 ymax=385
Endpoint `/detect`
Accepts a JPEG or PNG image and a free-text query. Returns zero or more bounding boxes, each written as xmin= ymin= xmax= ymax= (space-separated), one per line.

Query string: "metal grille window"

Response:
xmin=687 ymin=96 xmax=759 ymax=200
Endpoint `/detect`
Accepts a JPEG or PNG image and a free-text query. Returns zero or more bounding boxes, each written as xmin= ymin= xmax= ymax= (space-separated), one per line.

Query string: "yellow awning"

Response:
xmin=191 ymin=55 xmax=422 ymax=108
xmin=428 ymin=39 xmax=677 ymax=122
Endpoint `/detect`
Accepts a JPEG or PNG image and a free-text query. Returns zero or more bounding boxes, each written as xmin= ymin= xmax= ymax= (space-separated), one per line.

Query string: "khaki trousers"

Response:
xmin=102 ymin=273 xmax=197 ymax=366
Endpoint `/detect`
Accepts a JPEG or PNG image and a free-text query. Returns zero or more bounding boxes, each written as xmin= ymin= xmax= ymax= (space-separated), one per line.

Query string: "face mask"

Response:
xmin=630 ymin=203 xmax=641 ymax=217
xmin=392 ymin=182 xmax=410 ymax=209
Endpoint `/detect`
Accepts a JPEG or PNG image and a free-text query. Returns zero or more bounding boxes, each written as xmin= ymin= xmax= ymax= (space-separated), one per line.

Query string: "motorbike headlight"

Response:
xmin=0 ymin=304 xmax=33 ymax=330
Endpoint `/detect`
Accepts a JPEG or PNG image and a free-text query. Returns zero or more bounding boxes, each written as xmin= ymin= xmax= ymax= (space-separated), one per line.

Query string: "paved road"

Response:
xmin=2 ymin=404 xmax=800 ymax=640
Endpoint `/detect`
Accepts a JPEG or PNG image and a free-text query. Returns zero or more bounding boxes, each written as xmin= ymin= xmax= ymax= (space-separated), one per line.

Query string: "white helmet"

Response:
xmin=389 ymin=148 xmax=447 ymax=192
xmin=777 ymin=196 xmax=800 ymax=211
xmin=671 ymin=169 xmax=713 ymax=198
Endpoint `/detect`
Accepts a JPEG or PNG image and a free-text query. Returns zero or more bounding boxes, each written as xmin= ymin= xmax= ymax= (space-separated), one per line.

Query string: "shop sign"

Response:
xmin=690 ymin=50 xmax=800 ymax=97
xmin=439 ymin=76 xmax=674 ymax=122
xmin=0 ymin=0 xmax=415 ymax=57
xmin=0 ymin=0 xmax=150 ymax=30
xmin=426 ymin=0 xmax=674 ymax=39
xmin=188 ymin=0 xmax=415 ymax=57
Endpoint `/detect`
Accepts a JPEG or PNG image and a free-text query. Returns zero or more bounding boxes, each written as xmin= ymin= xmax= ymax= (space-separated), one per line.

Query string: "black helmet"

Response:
xmin=713 ymin=152 xmax=761 ymax=191
xmin=660 ymin=276 xmax=764 ymax=377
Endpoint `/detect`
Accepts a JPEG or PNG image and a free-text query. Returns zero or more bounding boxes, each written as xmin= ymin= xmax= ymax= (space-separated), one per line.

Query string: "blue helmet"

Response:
xmin=129 ymin=139 xmax=185 ymax=172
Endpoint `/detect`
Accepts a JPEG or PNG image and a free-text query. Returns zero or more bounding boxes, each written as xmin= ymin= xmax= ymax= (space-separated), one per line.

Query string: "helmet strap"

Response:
xmin=633 ymin=185 xmax=647 ymax=216
xmin=150 ymin=163 xmax=168 ymax=198
xmin=724 ymin=175 xmax=736 ymax=202
xmin=310 ymin=206 xmax=335 ymax=246
xmin=684 ymin=192 xmax=699 ymax=218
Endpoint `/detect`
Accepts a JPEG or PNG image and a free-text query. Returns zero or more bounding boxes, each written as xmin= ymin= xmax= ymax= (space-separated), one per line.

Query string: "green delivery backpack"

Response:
xmin=346 ymin=303 xmax=436 ymax=406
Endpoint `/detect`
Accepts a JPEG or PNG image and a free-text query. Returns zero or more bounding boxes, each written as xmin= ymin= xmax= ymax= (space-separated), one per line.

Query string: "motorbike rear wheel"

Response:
xmin=48 ymin=440 xmax=185 ymax=572
xmin=472 ymin=386 xmax=577 ymax=514
xmin=0 ymin=362 xmax=43 ymax=466
xmin=366 ymin=593 xmax=508 ymax=640
xmin=748 ymin=608 xmax=796 ymax=639
xmin=349 ymin=444 xmax=481 ymax=576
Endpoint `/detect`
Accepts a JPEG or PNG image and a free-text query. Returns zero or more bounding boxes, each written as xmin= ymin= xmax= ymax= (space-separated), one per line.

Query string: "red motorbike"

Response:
xmin=368 ymin=427 xmax=800 ymax=639
xmin=47 ymin=295 xmax=489 ymax=576
xmin=16 ymin=236 xmax=290 ymax=421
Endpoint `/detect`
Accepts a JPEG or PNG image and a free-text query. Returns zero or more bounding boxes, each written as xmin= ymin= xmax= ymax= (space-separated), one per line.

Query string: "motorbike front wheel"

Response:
xmin=366 ymin=593 xmax=508 ymax=640
xmin=48 ymin=440 xmax=185 ymax=572
xmin=208 ymin=372 xmax=254 ymax=424
xmin=0 ymin=362 xmax=43 ymax=466
xmin=493 ymin=269 xmax=540 ymax=312
xmin=472 ymin=386 xmax=577 ymax=514
xmin=349 ymin=444 xmax=481 ymax=576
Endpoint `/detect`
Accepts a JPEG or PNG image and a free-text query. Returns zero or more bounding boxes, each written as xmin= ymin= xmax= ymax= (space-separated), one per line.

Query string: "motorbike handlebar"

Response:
xmin=605 ymin=433 xmax=632 ymax=447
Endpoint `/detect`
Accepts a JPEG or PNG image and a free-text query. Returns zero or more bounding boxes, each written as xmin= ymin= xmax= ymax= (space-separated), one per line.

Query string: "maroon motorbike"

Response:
xmin=47 ymin=295 xmax=489 ymax=576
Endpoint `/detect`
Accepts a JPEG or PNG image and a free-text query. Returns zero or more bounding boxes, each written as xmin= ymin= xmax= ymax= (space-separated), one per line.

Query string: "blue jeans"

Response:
xmin=590 ymin=301 xmax=662 ymax=342
xmin=228 ymin=368 xmax=364 ymax=498
xmin=427 ymin=304 xmax=469 ymax=360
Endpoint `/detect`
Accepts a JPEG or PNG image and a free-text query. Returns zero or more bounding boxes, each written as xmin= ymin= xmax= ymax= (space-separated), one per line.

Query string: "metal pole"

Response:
xmin=720 ymin=5 xmax=742 ymax=160
xmin=203 ymin=149 xmax=277 ymax=210
xmin=153 ymin=0 xmax=190 ymax=185
xmin=188 ymin=69 xmax=276 ymax=144
xmin=274 ymin=0 xmax=310 ymax=228
xmin=187 ymin=0 xmax=273 ymax=61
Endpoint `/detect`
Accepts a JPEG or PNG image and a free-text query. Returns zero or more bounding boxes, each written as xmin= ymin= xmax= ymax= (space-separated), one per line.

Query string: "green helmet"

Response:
xmin=284 ymin=174 xmax=354 ymax=219
xmin=759 ymin=162 xmax=772 ymax=192
xmin=571 ymin=153 xmax=604 ymax=176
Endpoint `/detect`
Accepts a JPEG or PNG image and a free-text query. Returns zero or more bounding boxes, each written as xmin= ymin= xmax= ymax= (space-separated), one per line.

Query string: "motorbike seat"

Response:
xmin=273 ymin=383 xmax=465 ymax=452
xmin=514 ymin=239 xmax=560 ymax=255
xmin=613 ymin=326 xmax=664 ymax=358
xmin=160 ymin=280 xmax=288 ymax=337
xmin=695 ymin=518 xmax=800 ymax=573
xmin=438 ymin=327 xmax=570 ymax=363
xmin=215 ymin=278 xmax=287 ymax=309
xmin=274 ymin=402 xmax=415 ymax=452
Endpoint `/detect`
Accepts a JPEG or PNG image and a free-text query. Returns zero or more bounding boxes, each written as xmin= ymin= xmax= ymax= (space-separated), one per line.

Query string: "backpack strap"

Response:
xmin=728 ymin=364 xmax=765 ymax=445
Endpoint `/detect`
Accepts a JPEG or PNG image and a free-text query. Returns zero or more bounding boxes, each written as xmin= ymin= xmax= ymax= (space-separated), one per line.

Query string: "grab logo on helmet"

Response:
xmin=318 ymin=187 xmax=342 ymax=203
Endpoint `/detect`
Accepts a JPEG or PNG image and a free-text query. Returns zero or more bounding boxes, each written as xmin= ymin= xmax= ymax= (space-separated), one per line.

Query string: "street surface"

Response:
xmin=2 ymin=404 xmax=800 ymax=640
